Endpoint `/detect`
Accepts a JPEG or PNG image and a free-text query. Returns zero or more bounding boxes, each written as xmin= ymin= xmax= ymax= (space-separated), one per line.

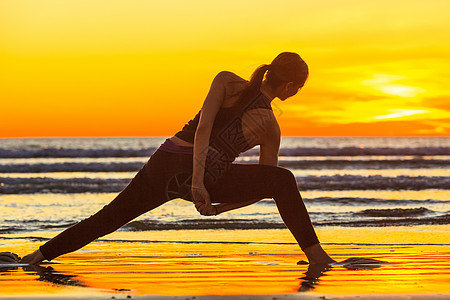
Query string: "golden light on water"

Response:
xmin=1 ymin=227 xmax=449 ymax=296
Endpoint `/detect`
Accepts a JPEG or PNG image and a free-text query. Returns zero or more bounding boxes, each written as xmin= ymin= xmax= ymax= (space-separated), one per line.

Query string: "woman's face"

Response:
xmin=277 ymin=82 xmax=303 ymax=101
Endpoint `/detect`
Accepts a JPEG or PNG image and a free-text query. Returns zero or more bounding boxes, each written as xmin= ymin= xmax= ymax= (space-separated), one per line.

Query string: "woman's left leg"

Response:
xmin=205 ymin=163 xmax=334 ymax=263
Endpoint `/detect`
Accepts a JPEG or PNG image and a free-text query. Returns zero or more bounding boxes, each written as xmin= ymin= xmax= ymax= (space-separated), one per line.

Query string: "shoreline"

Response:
xmin=0 ymin=293 xmax=449 ymax=300
xmin=1 ymin=227 xmax=449 ymax=297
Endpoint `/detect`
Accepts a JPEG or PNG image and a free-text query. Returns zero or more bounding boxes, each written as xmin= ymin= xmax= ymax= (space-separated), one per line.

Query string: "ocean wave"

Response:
xmin=353 ymin=207 xmax=431 ymax=217
xmin=1 ymin=175 xmax=449 ymax=194
xmin=123 ymin=219 xmax=287 ymax=231
xmin=0 ymin=146 xmax=449 ymax=158
xmin=0 ymin=148 xmax=157 ymax=159
xmin=298 ymin=175 xmax=450 ymax=191
xmin=0 ymin=222 xmax=76 ymax=234
xmin=0 ymin=162 xmax=144 ymax=173
xmin=0 ymin=159 xmax=448 ymax=173
xmin=114 ymin=214 xmax=450 ymax=230
xmin=1 ymin=213 xmax=449 ymax=234
xmin=315 ymin=213 xmax=450 ymax=227
xmin=276 ymin=146 xmax=450 ymax=157
xmin=282 ymin=159 xmax=450 ymax=169
xmin=0 ymin=177 xmax=126 ymax=194
xmin=303 ymin=197 xmax=449 ymax=206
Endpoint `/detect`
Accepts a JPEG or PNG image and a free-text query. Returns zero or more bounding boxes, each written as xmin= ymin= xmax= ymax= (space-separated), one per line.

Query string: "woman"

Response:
xmin=21 ymin=52 xmax=335 ymax=265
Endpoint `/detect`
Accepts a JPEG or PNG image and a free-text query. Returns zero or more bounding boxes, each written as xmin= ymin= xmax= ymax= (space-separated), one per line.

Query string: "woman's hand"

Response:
xmin=191 ymin=185 xmax=217 ymax=216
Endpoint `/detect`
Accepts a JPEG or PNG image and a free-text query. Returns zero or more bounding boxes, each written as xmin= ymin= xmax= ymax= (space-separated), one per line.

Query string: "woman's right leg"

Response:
xmin=22 ymin=150 xmax=193 ymax=264
xmin=21 ymin=167 xmax=165 ymax=264
xmin=37 ymin=167 xmax=169 ymax=262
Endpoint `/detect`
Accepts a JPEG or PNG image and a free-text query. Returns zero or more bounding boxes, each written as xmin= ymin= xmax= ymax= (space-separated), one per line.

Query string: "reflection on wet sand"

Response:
xmin=0 ymin=228 xmax=449 ymax=296
xmin=23 ymin=265 xmax=87 ymax=287
xmin=2 ymin=257 xmax=391 ymax=295
xmin=298 ymin=257 xmax=388 ymax=292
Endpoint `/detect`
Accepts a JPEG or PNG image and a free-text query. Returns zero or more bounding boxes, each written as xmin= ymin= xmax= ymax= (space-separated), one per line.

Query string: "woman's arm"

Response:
xmin=258 ymin=116 xmax=281 ymax=166
xmin=212 ymin=117 xmax=281 ymax=215
xmin=191 ymin=72 xmax=230 ymax=215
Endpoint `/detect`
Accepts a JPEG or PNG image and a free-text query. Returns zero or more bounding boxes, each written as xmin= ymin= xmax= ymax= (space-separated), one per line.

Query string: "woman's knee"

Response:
xmin=268 ymin=166 xmax=296 ymax=184
xmin=260 ymin=165 xmax=297 ymax=196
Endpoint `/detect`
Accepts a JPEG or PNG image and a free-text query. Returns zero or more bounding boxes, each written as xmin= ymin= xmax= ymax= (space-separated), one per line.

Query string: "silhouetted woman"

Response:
xmin=21 ymin=52 xmax=335 ymax=265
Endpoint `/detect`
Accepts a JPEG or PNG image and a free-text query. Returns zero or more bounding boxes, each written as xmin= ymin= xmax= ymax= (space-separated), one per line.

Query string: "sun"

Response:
xmin=379 ymin=85 xmax=424 ymax=98
xmin=361 ymin=74 xmax=425 ymax=98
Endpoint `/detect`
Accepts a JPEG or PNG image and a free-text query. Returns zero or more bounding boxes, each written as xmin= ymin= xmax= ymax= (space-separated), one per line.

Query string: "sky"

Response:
xmin=1 ymin=0 xmax=449 ymax=137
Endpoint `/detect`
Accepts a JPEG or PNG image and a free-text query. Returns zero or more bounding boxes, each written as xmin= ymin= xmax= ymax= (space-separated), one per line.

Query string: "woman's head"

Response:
xmin=265 ymin=52 xmax=309 ymax=100
xmin=232 ymin=52 xmax=309 ymax=112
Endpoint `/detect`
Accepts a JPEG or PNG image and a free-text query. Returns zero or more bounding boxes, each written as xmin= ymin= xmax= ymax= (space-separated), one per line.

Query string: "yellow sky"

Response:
xmin=1 ymin=0 xmax=449 ymax=137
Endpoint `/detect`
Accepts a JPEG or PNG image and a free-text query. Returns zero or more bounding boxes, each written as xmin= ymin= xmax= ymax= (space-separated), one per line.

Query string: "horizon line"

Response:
xmin=1 ymin=135 xmax=448 ymax=139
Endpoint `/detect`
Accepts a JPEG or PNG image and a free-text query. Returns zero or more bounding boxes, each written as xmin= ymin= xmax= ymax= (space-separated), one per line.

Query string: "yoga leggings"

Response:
xmin=39 ymin=149 xmax=319 ymax=261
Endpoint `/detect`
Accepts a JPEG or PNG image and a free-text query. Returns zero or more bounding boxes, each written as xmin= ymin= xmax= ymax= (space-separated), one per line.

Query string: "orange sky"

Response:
xmin=1 ymin=0 xmax=449 ymax=137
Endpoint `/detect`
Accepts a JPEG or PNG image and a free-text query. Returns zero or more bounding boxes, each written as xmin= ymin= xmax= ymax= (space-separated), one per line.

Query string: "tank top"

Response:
xmin=160 ymin=91 xmax=272 ymax=184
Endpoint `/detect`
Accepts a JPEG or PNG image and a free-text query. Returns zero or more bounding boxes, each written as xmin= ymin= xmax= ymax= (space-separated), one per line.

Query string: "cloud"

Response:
xmin=421 ymin=96 xmax=450 ymax=111
xmin=372 ymin=109 xmax=429 ymax=120
xmin=279 ymin=117 xmax=450 ymax=136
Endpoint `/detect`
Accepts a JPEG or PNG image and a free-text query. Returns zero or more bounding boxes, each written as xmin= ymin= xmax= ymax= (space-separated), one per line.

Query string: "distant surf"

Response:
xmin=1 ymin=174 xmax=448 ymax=194
xmin=1 ymin=137 xmax=448 ymax=235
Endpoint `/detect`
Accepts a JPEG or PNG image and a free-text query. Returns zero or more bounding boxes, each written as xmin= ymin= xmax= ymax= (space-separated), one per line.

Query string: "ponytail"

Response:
xmin=230 ymin=64 xmax=271 ymax=113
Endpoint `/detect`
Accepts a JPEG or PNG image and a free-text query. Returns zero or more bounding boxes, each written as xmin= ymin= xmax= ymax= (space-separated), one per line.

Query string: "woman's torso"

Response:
xmin=170 ymin=74 xmax=277 ymax=154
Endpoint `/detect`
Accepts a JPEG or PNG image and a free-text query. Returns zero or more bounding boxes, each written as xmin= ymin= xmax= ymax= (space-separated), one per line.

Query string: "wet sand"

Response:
xmin=0 ymin=226 xmax=449 ymax=298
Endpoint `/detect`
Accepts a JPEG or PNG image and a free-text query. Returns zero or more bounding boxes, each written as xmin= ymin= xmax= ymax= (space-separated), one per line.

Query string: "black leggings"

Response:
xmin=39 ymin=149 xmax=319 ymax=261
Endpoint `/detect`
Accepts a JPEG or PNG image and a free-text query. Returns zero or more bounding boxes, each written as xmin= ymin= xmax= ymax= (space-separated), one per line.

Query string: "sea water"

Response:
xmin=0 ymin=137 xmax=448 ymax=235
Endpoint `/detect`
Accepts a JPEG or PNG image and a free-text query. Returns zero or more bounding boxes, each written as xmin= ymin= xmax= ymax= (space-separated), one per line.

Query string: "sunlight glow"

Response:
xmin=361 ymin=74 xmax=405 ymax=86
xmin=372 ymin=109 xmax=429 ymax=120
xmin=1 ymin=1 xmax=449 ymax=136
xmin=379 ymin=85 xmax=425 ymax=97
xmin=361 ymin=74 xmax=425 ymax=97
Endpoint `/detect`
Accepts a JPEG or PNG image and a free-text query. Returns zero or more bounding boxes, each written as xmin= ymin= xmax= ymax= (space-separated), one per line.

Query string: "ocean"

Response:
xmin=0 ymin=136 xmax=448 ymax=235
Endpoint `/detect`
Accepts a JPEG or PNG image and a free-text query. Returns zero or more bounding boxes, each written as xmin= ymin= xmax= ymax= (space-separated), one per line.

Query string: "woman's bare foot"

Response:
xmin=303 ymin=243 xmax=335 ymax=265
xmin=20 ymin=249 xmax=45 ymax=265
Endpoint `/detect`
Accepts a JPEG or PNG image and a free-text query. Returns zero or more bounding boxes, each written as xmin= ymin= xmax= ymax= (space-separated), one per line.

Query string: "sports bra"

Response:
xmin=158 ymin=91 xmax=272 ymax=183
xmin=170 ymin=91 xmax=270 ymax=148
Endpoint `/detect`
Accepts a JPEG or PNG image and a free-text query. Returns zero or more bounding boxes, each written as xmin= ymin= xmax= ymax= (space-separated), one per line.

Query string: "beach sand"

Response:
xmin=0 ymin=226 xmax=449 ymax=299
